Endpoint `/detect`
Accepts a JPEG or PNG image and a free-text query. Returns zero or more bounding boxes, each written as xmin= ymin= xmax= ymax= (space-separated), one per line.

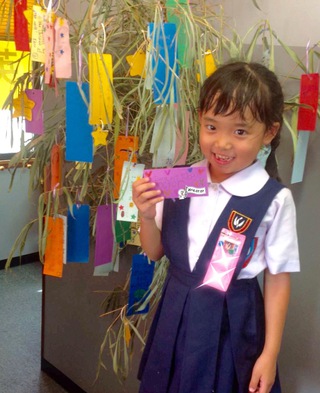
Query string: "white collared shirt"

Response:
xmin=156 ymin=159 xmax=300 ymax=279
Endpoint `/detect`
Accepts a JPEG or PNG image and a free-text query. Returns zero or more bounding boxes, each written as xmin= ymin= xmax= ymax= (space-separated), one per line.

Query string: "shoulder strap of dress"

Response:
xmin=193 ymin=178 xmax=284 ymax=280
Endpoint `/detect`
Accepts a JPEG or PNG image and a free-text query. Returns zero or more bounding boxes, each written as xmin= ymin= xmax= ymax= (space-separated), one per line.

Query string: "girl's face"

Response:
xmin=199 ymin=107 xmax=278 ymax=183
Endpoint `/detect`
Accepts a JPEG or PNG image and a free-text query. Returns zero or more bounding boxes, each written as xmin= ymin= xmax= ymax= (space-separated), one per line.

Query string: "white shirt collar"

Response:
xmin=194 ymin=159 xmax=270 ymax=197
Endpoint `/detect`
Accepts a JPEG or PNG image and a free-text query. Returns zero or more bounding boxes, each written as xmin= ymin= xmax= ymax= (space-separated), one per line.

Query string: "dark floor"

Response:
xmin=0 ymin=262 xmax=68 ymax=393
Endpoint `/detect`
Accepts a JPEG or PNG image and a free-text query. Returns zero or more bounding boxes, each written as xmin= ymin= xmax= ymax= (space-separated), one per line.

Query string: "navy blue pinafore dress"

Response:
xmin=138 ymin=178 xmax=284 ymax=393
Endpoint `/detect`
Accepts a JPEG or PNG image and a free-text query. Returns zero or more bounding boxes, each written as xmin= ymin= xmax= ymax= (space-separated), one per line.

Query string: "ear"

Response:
xmin=263 ymin=122 xmax=280 ymax=145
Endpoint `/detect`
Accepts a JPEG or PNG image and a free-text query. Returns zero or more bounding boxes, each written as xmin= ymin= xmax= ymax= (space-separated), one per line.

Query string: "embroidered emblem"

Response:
xmin=242 ymin=237 xmax=258 ymax=268
xmin=228 ymin=210 xmax=252 ymax=233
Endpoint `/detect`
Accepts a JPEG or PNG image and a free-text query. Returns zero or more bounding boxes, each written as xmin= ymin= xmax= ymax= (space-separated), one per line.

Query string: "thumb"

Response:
xmin=248 ymin=375 xmax=260 ymax=392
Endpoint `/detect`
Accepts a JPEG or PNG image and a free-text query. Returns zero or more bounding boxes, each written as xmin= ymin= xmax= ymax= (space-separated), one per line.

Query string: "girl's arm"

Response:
xmin=132 ymin=177 xmax=164 ymax=261
xmin=249 ymin=270 xmax=291 ymax=393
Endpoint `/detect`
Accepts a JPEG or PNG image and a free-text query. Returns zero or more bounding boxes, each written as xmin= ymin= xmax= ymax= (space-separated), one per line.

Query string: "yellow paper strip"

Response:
xmin=31 ymin=5 xmax=46 ymax=63
xmin=0 ymin=41 xmax=31 ymax=108
xmin=88 ymin=53 xmax=113 ymax=125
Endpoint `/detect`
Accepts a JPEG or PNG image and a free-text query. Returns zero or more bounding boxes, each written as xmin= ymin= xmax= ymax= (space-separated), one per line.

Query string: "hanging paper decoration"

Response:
xmin=12 ymin=91 xmax=35 ymax=120
xmin=67 ymin=204 xmax=90 ymax=263
xmin=127 ymin=254 xmax=155 ymax=316
xmin=43 ymin=12 xmax=55 ymax=84
xmin=0 ymin=41 xmax=30 ymax=108
xmin=148 ymin=22 xmax=179 ymax=104
xmin=88 ymin=53 xmax=113 ymax=125
xmin=196 ymin=50 xmax=217 ymax=82
xmin=31 ymin=5 xmax=46 ymax=63
xmin=297 ymin=73 xmax=319 ymax=131
xmin=126 ymin=49 xmax=146 ymax=77
xmin=94 ymin=204 xmax=116 ymax=267
xmin=117 ymin=161 xmax=145 ymax=222
xmin=54 ymin=17 xmax=72 ymax=79
xmin=92 ymin=126 xmax=108 ymax=146
xmin=43 ymin=216 xmax=65 ymax=277
xmin=127 ymin=222 xmax=141 ymax=247
xmin=93 ymin=246 xmax=119 ymax=276
xmin=150 ymin=106 xmax=177 ymax=167
xmin=14 ymin=0 xmax=30 ymax=52
xmin=113 ymin=135 xmax=139 ymax=198
xmin=25 ymin=89 xmax=44 ymax=135
xmin=50 ymin=144 xmax=62 ymax=191
xmin=166 ymin=0 xmax=192 ymax=68
xmin=65 ymin=81 xmax=93 ymax=163
xmin=115 ymin=220 xmax=132 ymax=244
xmin=174 ymin=109 xmax=190 ymax=165
xmin=291 ymin=73 xmax=319 ymax=184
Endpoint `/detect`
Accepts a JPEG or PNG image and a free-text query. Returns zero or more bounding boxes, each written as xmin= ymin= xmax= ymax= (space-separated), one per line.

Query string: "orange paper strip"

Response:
xmin=43 ymin=216 xmax=64 ymax=277
xmin=113 ymin=135 xmax=139 ymax=199
xmin=50 ymin=144 xmax=62 ymax=190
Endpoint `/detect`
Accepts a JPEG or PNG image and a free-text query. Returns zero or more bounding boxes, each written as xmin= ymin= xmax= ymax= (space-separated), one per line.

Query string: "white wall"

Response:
xmin=221 ymin=0 xmax=320 ymax=47
xmin=0 ymin=169 xmax=38 ymax=260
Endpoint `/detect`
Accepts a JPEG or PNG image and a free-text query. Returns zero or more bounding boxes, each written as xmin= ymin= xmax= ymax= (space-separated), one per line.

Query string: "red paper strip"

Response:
xmin=297 ymin=73 xmax=319 ymax=131
xmin=14 ymin=0 xmax=30 ymax=52
xmin=51 ymin=144 xmax=62 ymax=191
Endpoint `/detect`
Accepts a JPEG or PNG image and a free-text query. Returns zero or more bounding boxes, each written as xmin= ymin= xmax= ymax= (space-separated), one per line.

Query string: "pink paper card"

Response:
xmin=297 ymin=73 xmax=319 ymax=131
xmin=143 ymin=166 xmax=208 ymax=199
xmin=200 ymin=228 xmax=246 ymax=292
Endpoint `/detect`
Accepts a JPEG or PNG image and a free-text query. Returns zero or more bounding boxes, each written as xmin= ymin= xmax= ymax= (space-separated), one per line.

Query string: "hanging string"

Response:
xmin=306 ymin=40 xmax=310 ymax=74
xmin=78 ymin=34 xmax=84 ymax=86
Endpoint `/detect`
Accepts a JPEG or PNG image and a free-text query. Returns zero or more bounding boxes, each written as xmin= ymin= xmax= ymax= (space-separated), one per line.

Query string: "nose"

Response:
xmin=214 ymin=134 xmax=232 ymax=150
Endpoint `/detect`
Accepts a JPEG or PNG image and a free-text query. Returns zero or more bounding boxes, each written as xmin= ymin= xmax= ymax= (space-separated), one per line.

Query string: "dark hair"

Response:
xmin=198 ymin=61 xmax=284 ymax=180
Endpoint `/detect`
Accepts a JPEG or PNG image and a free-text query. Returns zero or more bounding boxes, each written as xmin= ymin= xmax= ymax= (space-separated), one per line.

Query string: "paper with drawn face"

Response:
xmin=143 ymin=166 xmax=208 ymax=199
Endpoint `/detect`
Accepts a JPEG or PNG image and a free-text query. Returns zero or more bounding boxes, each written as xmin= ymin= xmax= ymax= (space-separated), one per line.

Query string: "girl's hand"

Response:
xmin=132 ymin=177 xmax=163 ymax=221
xmin=248 ymin=352 xmax=277 ymax=393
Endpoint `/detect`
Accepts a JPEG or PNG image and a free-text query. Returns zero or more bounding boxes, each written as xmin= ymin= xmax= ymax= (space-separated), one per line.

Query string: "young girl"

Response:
xmin=132 ymin=62 xmax=300 ymax=393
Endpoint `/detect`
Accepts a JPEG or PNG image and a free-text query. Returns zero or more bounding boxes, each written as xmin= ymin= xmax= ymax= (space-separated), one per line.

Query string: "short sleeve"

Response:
xmin=264 ymin=188 xmax=300 ymax=274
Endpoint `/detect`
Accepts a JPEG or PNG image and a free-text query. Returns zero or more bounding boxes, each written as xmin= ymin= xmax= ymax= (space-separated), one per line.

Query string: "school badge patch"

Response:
xmin=228 ymin=210 xmax=252 ymax=233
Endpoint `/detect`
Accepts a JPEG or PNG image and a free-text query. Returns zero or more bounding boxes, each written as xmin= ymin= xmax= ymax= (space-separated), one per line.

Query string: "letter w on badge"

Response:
xmin=228 ymin=210 xmax=252 ymax=233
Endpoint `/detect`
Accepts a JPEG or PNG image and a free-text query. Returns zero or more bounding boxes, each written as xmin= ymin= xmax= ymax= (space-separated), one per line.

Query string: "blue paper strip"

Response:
xmin=127 ymin=254 xmax=155 ymax=316
xmin=67 ymin=204 xmax=90 ymax=263
xmin=148 ymin=22 xmax=179 ymax=104
xmin=291 ymin=131 xmax=310 ymax=184
xmin=66 ymin=82 xmax=93 ymax=163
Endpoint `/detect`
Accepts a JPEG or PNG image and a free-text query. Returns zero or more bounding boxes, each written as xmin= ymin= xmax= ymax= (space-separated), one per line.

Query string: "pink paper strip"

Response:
xmin=25 ymin=89 xmax=44 ymax=135
xmin=43 ymin=17 xmax=54 ymax=84
xmin=54 ymin=18 xmax=72 ymax=79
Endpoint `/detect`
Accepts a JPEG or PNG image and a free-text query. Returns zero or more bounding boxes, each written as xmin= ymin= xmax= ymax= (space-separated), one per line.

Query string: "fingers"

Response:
xmin=132 ymin=177 xmax=163 ymax=220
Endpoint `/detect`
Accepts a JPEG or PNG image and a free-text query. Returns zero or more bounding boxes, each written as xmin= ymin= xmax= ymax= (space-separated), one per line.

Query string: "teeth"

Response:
xmin=215 ymin=153 xmax=232 ymax=161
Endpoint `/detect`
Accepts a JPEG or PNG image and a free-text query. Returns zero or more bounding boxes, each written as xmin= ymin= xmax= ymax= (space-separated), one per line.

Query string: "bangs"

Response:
xmin=199 ymin=63 xmax=278 ymax=128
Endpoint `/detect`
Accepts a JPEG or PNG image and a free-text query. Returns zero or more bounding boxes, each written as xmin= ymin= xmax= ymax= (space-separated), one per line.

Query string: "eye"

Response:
xmin=234 ymin=129 xmax=247 ymax=136
xmin=206 ymin=125 xmax=216 ymax=131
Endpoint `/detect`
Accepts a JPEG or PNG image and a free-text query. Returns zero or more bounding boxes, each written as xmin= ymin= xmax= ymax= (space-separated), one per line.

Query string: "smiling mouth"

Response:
xmin=214 ymin=153 xmax=234 ymax=163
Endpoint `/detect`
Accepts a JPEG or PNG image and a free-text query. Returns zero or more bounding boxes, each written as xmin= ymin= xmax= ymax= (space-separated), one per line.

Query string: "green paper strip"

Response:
xmin=291 ymin=131 xmax=310 ymax=184
xmin=166 ymin=0 xmax=192 ymax=68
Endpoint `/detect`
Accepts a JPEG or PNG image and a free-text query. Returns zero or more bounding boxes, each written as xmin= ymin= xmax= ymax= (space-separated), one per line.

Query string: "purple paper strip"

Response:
xmin=143 ymin=166 xmax=208 ymax=199
xmin=94 ymin=204 xmax=116 ymax=267
xmin=25 ymin=89 xmax=44 ymax=135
